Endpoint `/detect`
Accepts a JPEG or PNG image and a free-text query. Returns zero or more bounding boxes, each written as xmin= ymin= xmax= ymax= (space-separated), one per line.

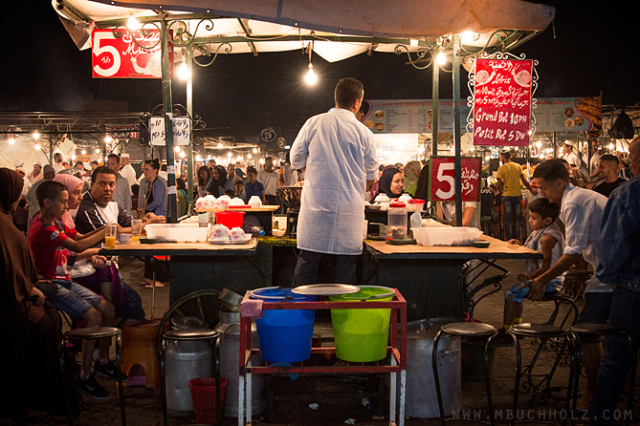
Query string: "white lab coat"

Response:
xmin=291 ymin=108 xmax=378 ymax=255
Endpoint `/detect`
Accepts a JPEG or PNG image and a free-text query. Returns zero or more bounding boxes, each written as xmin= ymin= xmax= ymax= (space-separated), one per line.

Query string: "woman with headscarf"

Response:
xmin=205 ymin=165 xmax=233 ymax=197
xmin=0 ymin=168 xmax=67 ymax=417
xmin=372 ymin=167 xmax=405 ymax=202
xmin=403 ymin=160 xmax=422 ymax=196
xmin=196 ymin=165 xmax=212 ymax=198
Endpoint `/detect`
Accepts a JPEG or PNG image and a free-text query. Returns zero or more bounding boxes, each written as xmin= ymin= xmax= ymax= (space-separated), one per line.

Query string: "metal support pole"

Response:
xmin=432 ymin=55 xmax=439 ymax=158
xmin=185 ymin=46 xmax=195 ymax=212
xmin=452 ymin=35 xmax=462 ymax=226
xmin=161 ymin=19 xmax=178 ymax=222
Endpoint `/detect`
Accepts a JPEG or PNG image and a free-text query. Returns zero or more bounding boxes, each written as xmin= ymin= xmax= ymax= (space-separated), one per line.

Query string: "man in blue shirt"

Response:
xmin=588 ymin=136 xmax=640 ymax=423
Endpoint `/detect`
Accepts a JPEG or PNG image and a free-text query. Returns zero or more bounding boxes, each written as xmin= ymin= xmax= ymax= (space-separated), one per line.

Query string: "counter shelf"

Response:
xmin=238 ymin=288 xmax=407 ymax=426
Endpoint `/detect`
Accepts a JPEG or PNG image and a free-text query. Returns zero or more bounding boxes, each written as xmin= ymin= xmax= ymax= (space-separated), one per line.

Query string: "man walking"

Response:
xmin=496 ymin=150 xmax=537 ymax=241
xmin=290 ymin=77 xmax=378 ymax=285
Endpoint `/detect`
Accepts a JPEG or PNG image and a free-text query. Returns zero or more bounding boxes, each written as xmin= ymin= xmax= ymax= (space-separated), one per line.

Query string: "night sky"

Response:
xmin=2 ymin=0 xmax=637 ymax=143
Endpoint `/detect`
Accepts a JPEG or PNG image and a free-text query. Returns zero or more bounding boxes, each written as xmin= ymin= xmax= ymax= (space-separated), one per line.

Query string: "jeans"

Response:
xmin=502 ymin=195 xmax=522 ymax=241
xmin=588 ymin=285 xmax=640 ymax=423
xmin=292 ymin=250 xmax=357 ymax=287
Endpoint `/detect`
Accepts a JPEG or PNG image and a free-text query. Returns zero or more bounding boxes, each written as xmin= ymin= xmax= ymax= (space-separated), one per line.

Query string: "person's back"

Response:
xmin=497 ymin=161 xmax=523 ymax=196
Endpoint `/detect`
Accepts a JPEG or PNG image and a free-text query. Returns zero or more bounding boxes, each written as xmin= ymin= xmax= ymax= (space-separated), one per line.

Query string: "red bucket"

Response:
xmin=189 ymin=377 xmax=228 ymax=425
xmin=215 ymin=211 xmax=245 ymax=228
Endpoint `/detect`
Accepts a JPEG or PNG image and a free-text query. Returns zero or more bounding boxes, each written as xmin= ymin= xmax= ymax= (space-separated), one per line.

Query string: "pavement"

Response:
xmin=5 ymin=256 xmax=638 ymax=426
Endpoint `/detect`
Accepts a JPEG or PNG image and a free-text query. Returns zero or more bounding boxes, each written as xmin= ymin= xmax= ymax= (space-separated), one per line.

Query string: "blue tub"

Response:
xmin=251 ymin=287 xmax=316 ymax=363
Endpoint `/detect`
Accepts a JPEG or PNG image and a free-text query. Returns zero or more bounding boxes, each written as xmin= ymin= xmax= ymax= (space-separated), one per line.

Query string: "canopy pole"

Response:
xmin=452 ymin=34 xmax=462 ymax=226
xmin=431 ymin=54 xmax=439 ymax=158
xmin=161 ymin=18 xmax=178 ymax=223
xmin=185 ymin=45 xmax=195 ymax=212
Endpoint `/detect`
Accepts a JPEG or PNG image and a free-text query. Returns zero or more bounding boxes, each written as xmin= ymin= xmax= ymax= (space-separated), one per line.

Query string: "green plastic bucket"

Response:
xmin=329 ymin=286 xmax=395 ymax=362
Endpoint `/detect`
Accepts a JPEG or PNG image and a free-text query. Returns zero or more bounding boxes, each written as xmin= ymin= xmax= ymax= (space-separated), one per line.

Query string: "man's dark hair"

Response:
xmin=500 ymin=150 xmax=510 ymax=159
xmin=36 ymin=180 xmax=66 ymax=208
xmin=75 ymin=160 xmax=84 ymax=168
xmin=53 ymin=153 xmax=63 ymax=162
xmin=107 ymin=153 xmax=120 ymax=164
xmin=90 ymin=160 xmax=99 ymax=166
xmin=246 ymin=166 xmax=258 ymax=176
xmin=224 ymin=189 xmax=235 ymax=197
xmin=91 ymin=165 xmax=117 ymax=183
xmin=600 ymin=154 xmax=619 ymax=165
xmin=528 ymin=198 xmax=560 ymax=221
xmin=335 ymin=77 xmax=364 ymax=109
xmin=533 ymin=159 xmax=570 ymax=183
xmin=161 ymin=164 xmax=167 ymax=172
xmin=176 ymin=178 xmax=186 ymax=191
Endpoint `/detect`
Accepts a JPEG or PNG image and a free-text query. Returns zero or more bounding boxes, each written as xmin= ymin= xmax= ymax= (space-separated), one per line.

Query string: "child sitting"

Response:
xmin=29 ymin=180 xmax=123 ymax=399
xmin=494 ymin=198 xmax=564 ymax=346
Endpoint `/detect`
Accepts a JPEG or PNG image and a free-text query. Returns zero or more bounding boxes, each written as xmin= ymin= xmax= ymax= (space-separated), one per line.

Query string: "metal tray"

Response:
xmin=291 ymin=284 xmax=360 ymax=296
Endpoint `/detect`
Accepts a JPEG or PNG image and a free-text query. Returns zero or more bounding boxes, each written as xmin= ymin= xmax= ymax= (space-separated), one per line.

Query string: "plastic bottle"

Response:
xmin=387 ymin=202 xmax=408 ymax=240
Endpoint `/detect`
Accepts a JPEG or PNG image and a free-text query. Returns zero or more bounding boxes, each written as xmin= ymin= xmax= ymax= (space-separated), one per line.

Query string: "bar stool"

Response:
xmin=563 ymin=270 xmax=592 ymax=301
xmin=433 ymin=322 xmax=498 ymax=426
xmin=60 ymin=326 xmax=125 ymax=426
xmin=566 ymin=324 xmax=637 ymax=426
xmin=510 ymin=323 xmax=575 ymax=426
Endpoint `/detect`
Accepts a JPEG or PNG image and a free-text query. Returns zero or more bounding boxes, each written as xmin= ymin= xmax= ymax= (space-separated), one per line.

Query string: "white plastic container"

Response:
xmin=145 ymin=223 xmax=208 ymax=243
xmin=418 ymin=227 xmax=482 ymax=246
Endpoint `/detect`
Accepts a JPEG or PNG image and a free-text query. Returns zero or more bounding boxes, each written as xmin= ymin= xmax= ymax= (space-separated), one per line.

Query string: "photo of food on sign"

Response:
xmin=512 ymin=67 xmax=531 ymax=88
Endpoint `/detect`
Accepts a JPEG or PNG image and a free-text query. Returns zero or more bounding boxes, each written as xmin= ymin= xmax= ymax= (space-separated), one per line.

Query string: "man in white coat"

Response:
xmin=290 ymin=77 xmax=378 ymax=285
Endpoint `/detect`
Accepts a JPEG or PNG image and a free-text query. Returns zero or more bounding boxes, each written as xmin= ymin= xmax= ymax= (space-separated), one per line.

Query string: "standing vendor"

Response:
xmin=290 ymin=77 xmax=378 ymax=285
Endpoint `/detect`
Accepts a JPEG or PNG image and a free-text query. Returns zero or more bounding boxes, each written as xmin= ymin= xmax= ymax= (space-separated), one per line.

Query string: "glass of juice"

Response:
xmin=105 ymin=224 xmax=117 ymax=248
xmin=131 ymin=219 xmax=142 ymax=242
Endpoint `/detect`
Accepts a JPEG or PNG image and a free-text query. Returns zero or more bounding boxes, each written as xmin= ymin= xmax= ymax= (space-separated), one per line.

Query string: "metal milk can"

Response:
xmin=163 ymin=326 xmax=219 ymax=413
xmin=399 ymin=318 xmax=462 ymax=418
xmin=215 ymin=310 xmax=266 ymax=416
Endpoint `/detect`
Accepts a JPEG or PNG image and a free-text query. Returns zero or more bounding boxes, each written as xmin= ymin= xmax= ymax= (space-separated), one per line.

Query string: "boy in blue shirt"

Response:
xmin=245 ymin=166 xmax=265 ymax=203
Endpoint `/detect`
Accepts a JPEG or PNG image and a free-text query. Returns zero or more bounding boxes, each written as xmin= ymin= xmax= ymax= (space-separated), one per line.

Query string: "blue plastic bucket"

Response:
xmin=251 ymin=287 xmax=316 ymax=363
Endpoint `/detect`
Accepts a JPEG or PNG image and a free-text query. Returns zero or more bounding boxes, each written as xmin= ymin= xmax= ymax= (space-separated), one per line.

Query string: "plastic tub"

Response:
xmin=329 ymin=286 xmax=395 ymax=362
xmin=420 ymin=227 xmax=482 ymax=246
xmin=144 ymin=223 xmax=208 ymax=242
xmin=251 ymin=287 xmax=316 ymax=363
xmin=215 ymin=211 xmax=245 ymax=229
xmin=189 ymin=377 xmax=228 ymax=426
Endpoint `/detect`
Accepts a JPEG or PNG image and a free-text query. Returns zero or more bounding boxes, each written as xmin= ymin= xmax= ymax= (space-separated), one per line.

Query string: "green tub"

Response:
xmin=329 ymin=286 xmax=395 ymax=362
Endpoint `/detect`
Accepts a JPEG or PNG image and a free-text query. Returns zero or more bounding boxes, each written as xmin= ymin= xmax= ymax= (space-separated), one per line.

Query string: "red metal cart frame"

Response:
xmin=238 ymin=288 xmax=407 ymax=426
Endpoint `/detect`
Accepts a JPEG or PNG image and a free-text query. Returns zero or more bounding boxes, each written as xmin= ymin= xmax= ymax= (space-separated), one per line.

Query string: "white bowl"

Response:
xmin=117 ymin=233 xmax=132 ymax=244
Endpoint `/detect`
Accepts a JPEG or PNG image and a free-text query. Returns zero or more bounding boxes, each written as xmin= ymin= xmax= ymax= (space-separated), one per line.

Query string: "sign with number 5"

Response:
xmin=429 ymin=156 xmax=482 ymax=202
xmin=92 ymin=29 xmax=173 ymax=79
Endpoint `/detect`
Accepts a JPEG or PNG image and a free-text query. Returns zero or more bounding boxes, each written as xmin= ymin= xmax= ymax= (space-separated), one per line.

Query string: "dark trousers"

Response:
xmin=502 ymin=195 xmax=522 ymax=241
xmin=292 ymin=249 xmax=357 ymax=286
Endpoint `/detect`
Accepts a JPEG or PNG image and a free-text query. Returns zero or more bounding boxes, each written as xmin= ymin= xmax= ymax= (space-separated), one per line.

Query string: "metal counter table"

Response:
xmin=100 ymin=239 xmax=271 ymax=304
xmin=362 ymin=235 xmax=542 ymax=321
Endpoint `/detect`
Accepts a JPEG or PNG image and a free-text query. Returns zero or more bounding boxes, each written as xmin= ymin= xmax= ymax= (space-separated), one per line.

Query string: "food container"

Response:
xmin=387 ymin=202 xmax=407 ymax=240
xmin=117 ymin=233 xmax=132 ymax=244
xmin=407 ymin=199 xmax=425 ymax=212
xmin=145 ymin=223 xmax=208 ymax=242
xmin=418 ymin=227 xmax=482 ymax=246
xmin=215 ymin=211 xmax=245 ymax=229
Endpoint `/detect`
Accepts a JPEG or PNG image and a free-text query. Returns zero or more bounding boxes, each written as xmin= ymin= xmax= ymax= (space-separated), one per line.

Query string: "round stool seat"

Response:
xmin=442 ymin=322 xmax=496 ymax=337
xmin=539 ymin=290 xmax=568 ymax=301
xmin=565 ymin=270 xmax=593 ymax=279
xmin=64 ymin=326 xmax=121 ymax=340
xmin=570 ymin=324 xmax=626 ymax=336
xmin=163 ymin=328 xmax=220 ymax=341
xmin=511 ymin=323 xmax=564 ymax=339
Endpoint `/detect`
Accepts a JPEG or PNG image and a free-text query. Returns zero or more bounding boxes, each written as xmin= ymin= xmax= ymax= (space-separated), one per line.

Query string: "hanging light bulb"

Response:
xmin=608 ymin=143 xmax=614 ymax=150
xmin=34 ymin=144 xmax=41 ymax=151
xmin=127 ymin=13 xmax=141 ymax=31
xmin=81 ymin=149 xmax=87 ymax=155
xmin=179 ymin=151 xmax=186 ymax=159
xmin=252 ymin=148 xmax=258 ymax=154
xmin=105 ymin=135 xmax=112 ymax=143
xmin=247 ymin=154 xmax=252 ymax=159
xmin=437 ymin=51 xmax=447 ymax=65
xmin=305 ymin=63 xmax=317 ymax=85
xmin=259 ymin=158 xmax=265 ymax=165
xmin=32 ymin=131 xmax=40 ymax=140
xmin=95 ymin=149 xmax=101 ymax=154
xmin=174 ymin=145 xmax=182 ymax=153
xmin=8 ymin=138 xmax=15 ymax=145
xmin=218 ymin=142 xmax=223 ymax=149
xmin=177 ymin=62 xmax=190 ymax=80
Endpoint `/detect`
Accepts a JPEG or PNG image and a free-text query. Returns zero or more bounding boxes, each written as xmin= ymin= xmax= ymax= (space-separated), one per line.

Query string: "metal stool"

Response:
xmin=159 ymin=328 xmax=221 ymax=426
xmin=60 ymin=326 xmax=125 ymax=426
xmin=566 ymin=324 xmax=637 ymax=426
xmin=510 ymin=323 xmax=575 ymax=426
xmin=563 ymin=270 xmax=592 ymax=301
xmin=433 ymin=322 xmax=498 ymax=426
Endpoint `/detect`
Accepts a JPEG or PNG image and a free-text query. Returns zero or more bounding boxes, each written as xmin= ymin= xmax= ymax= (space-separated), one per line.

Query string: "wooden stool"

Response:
xmin=433 ymin=322 xmax=498 ymax=426
xmin=120 ymin=321 xmax=161 ymax=391
xmin=566 ymin=324 xmax=637 ymax=426
xmin=60 ymin=326 xmax=126 ymax=426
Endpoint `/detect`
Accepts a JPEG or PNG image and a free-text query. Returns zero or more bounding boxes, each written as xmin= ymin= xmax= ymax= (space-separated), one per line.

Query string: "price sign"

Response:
xmin=473 ymin=58 xmax=532 ymax=146
xmin=429 ymin=156 xmax=481 ymax=202
xmin=92 ymin=29 xmax=173 ymax=79
xmin=149 ymin=117 xmax=191 ymax=146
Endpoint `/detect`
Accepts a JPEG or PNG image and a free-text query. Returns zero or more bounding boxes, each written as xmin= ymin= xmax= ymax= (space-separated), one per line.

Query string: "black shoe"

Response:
xmin=76 ymin=374 xmax=110 ymax=400
xmin=492 ymin=332 xmax=515 ymax=347
xmin=94 ymin=360 xmax=127 ymax=382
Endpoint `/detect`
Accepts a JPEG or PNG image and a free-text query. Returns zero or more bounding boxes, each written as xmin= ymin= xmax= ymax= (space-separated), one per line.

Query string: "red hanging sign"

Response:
xmin=473 ymin=58 xmax=532 ymax=146
xmin=429 ymin=156 xmax=481 ymax=202
xmin=91 ymin=29 xmax=173 ymax=79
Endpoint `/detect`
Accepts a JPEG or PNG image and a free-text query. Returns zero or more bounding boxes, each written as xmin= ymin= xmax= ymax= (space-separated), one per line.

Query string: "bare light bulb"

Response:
xmin=437 ymin=52 xmax=447 ymax=65
xmin=95 ymin=149 xmax=101 ymax=154
xmin=305 ymin=63 xmax=317 ymax=85
xmin=81 ymin=149 xmax=86 ymax=154
xmin=179 ymin=151 xmax=186 ymax=159
xmin=8 ymin=138 xmax=15 ymax=145
xmin=32 ymin=131 xmax=40 ymax=140
xmin=34 ymin=144 xmax=41 ymax=151
xmin=174 ymin=146 xmax=181 ymax=153
xmin=177 ymin=62 xmax=189 ymax=80
xmin=218 ymin=143 xmax=223 ymax=148
xmin=252 ymin=148 xmax=258 ymax=154
xmin=247 ymin=154 xmax=252 ymax=159
xmin=127 ymin=14 xmax=141 ymax=31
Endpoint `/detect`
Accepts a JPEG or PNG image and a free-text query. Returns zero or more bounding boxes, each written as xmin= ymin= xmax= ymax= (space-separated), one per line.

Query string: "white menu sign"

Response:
xmin=149 ymin=117 xmax=191 ymax=146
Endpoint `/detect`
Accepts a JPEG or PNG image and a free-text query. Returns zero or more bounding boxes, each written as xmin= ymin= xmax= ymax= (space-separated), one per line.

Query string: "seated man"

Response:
xmin=29 ymin=180 xmax=118 ymax=399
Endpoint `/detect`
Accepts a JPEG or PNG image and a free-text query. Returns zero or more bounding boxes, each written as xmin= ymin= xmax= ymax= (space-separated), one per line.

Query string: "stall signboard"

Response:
xmin=428 ymin=156 xmax=481 ymax=202
xmin=535 ymin=97 xmax=601 ymax=132
xmin=92 ymin=29 xmax=173 ymax=79
xmin=472 ymin=58 xmax=533 ymax=147
xmin=149 ymin=116 xmax=190 ymax=146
